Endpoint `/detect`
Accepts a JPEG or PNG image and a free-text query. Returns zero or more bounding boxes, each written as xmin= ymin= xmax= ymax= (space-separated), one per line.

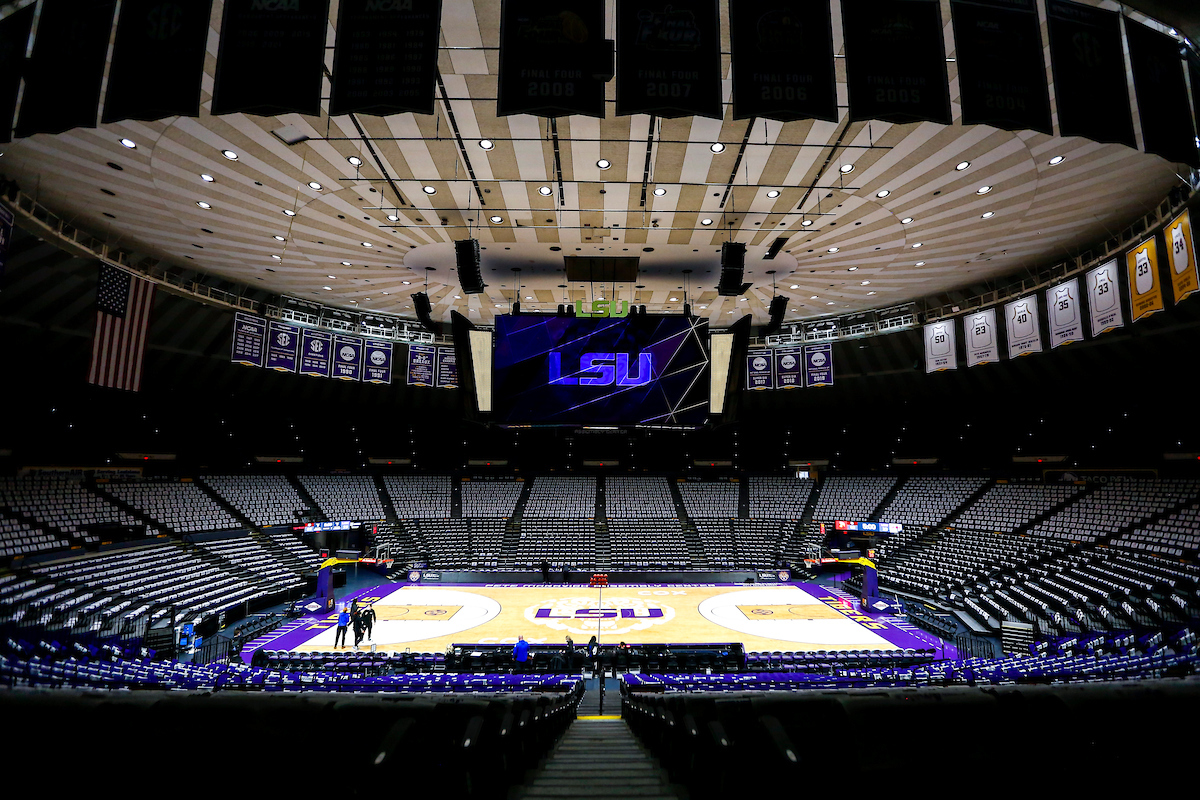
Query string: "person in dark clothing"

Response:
xmin=512 ymin=635 xmax=530 ymax=673
xmin=334 ymin=605 xmax=350 ymax=649
xmin=586 ymin=635 xmax=599 ymax=675
xmin=541 ymin=561 xmax=551 ymax=583
xmin=561 ymin=565 xmax=570 ymax=583
xmin=361 ymin=604 xmax=376 ymax=642
xmin=352 ymin=607 xmax=365 ymax=649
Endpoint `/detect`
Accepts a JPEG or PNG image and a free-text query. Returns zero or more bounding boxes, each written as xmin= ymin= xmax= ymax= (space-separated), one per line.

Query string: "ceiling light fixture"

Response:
xmin=119 ymin=138 xmax=136 ymax=149
xmin=810 ymin=295 xmax=818 ymax=299
xmin=867 ymin=290 xmax=876 ymax=295
xmin=801 ymin=219 xmax=813 ymax=227
xmin=479 ymin=139 xmax=494 ymax=150
xmin=701 ymin=218 xmax=713 ymax=226
xmin=273 ymin=235 xmax=285 ymax=241
xmin=538 ymin=186 xmax=553 ymax=196
xmin=912 ymin=242 xmax=923 ymax=248
xmin=490 ymin=216 xmax=503 ymax=224
xmin=915 ymin=261 xmax=926 ymax=266
xmin=323 ymin=286 xmax=332 ymax=291
xmin=283 ymin=209 xmax=297 ymax=216
xmin=901 ymin=217 xmax=914 ymax=224
xmin=653 ymin=187 xmax=667 ymax=196
xmin=347 ymin=156 xmax=363 ymax=167
xmin=422 ymin=185 xmax=436 ymax=194
xmin=847 ymin=266 xmax=858 ymax=271
xmin=976 ymin=185 xmax=992 ymax=195
xmin=196 ymin=201 xmax=211 ymax=209
xmin=710 ymin=143 xmax=725 ymax=153
xmin=827 ymin=247 xmax=840 ymax=253
xmin=596 ymin=159 xmax=611 ymax=169
xmin=766 ymin=190 xmax=781 ymax=198
xmin=402 ymin=280 xmax=411 ymax=285
xmin=328 ymin=275 xmax=337 ymax=279
xmin=1048 ymin=155 xmax=1065 ymax=165
xmin=386 ymin=214 xmax=399 ymax=221
xmin=981 ymin=211 xmax=995 ymax=219
xmin=839 ymin=163 xmax=854 ymax=174
xmin=200 ymin=173 xmax=214 ymax=182
xmin=341 ymin=261 xmax=351 ymax=266
xmin=790 ymin=284 xmax=799 ymax=289
xmin=222 ymin=149 xmax=239 ymax=160
xmin=861 ymin=280 xmax=870 ymax=285
xmin=876 ymin=189 xmax=890 ymax=198
xmin=271 ymin=254 xmax=281 ymax=260
xmin=307 ymin=181 xmax=322 ymax=190
xmin=955 ymin=161 xmax=970 ymax=171
xmin=361 ymin=242 xmax=373 ymax=247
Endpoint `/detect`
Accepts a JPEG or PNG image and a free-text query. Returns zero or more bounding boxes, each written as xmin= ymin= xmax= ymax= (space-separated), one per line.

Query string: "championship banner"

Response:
xmin=923 ymin=321 xmax=957 ymax=372
xmin=299 ymin=328 xmax=333 ymax=378
xmin=497 ymin=0 xmax=606 ymax=118
xmin=0 ymin=202 xmax=12 ymax=277
xmin=774 ymin=347 xmax=803 ymax=389
xmin=615 ymin=0 xmax=723 ymax=119
xmin=363 ymin=340 xmax=394 ymax=385
xmin=332 ymin=334 xmax=363 ymax=382
xmin=729 ymin=0 xmax=837 ymax=122
xmin=1165 ymin=209 xmax=1199 ymax=304
xmin=1004 ymin=295 xmax=1042 ymax=358
xmin=1046 ymin=277 xmax=1084 ymax=349
xmin=746 ymin=349 xmax=774 ymax=390
xmin=1126 ymin=236 xmax=1165 ymax=322
xmin=435 ymin=347 xmax=459 ymax=389
xmin=265 ymin=321 xmax=300 ymax=373
xmin=330 ymin=0 xmax=442 ymax=117
xmin=803 ymin=344 xmax=833 ymax=388
xmin=1086 ymin=259 xmax=1124 ymax=337
xmin=964 ymin=307 xmax=999 ymax=367
xmin=407 ymin=343 xmax=436 ymax=387
xmin=231 ymin=312 xmax=266 ymax=368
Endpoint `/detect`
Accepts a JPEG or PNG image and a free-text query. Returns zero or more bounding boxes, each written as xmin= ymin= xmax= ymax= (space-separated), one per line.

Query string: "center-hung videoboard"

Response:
xmin=493 ymin=313 xmax=710 ymax=427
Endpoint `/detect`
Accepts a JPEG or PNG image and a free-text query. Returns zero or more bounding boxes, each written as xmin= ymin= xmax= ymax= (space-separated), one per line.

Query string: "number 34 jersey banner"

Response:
xmin=924 ymin=321 xmax=957 ymax=372
xmin=1165 ymin=209 xmax=1200 ymax=305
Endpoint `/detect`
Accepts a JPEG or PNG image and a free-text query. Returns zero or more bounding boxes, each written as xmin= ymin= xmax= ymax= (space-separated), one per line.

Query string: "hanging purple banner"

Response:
xmin=436 ymin=346 xmax=458 ymax=389
xmin=746 ymin=349 xmax=774 ymax=390
xmin=332 ymin=334 xmax=363 ymax=382
xmin=407 ymin=343 xmax=436 ymax=387
xmin=774 ymin=347 xmax=803 ymax=389
xmin=363 ymin=340 xmax=393 ymax=385
xmin=231 ymin=312 xmax=266 ymax=368
xmin=0 ymin=203 xmax=13 ymax=278
xmin=265 ymin=320 xmax=300 ymax=373
xmin=299 ymin=328 xmax=332 ymax=378
xmin=804 ymin=343 xmax=834 ymax=387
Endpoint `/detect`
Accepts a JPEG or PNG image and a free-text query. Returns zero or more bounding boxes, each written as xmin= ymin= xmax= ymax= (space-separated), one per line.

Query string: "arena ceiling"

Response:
xmin=1 ymin=0 xmax=1198 ymax=328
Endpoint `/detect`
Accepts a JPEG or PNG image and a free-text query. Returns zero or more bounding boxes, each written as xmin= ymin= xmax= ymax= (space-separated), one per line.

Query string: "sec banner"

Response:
xmin=1046 ymin=278 xmax=1084 ymax=349
xmin=964 ymin=307 xmax=998 ymax=367
xmin=1004 ymin=295 xmax=1042 ymax=358
xmin=1165 ymin=209 xmax=1199 ymax=304
xmin=924 ymin=321 xmax=957 ymax=372
xmin=803 ymin=344 xmax=833 ymax=387
xmin=774 ymin=347 xmax=803 ymax=388
xmin=299 ymin=328 xmax=332 ymax=378
xmin=265 ymin=321 xmax=300 ymax=373
xmin=746 ymin=349 xmax=774 ymax=390
xmin=1086 ymin=259 xmax=1124 ymax=336
xmin=1126 ymin=236 xmax=1165 ymax=322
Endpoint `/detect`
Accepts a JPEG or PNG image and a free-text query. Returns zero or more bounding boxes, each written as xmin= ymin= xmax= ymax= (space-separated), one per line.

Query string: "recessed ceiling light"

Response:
xmin=912 ymin=242 xmax=923 ymax=248
xmin=727 ymin=310 xmax=735 ymax=314
xmin=273 ymin=235 xmax=285 ymax=241
xmin=200 ymin=173 xmax=215 ymax=182
xmin=454 ymin=295 xmax=461 ymax=299
xmin=955 ymin=161 xmax=970 ymax=171
xmin=347 ymin=156 xmax=363 ymax=167
xmin=867 ymin=291 xmax=876 ymax=295
xmin=847 ymin=266 xmax=858 ymax=271
xmin=876 ymin=189 xmax=890 ymax=198
xmin=538 ymin=186 xmax=553 ymax=196
xmin=739 ymin=297 xmax=748 ymax=302
xmin=402 ymin=280 xmax=411 ymax=285
xmin=790 ymin=284 xmax=799 ymax=289
xmin=669 ymin=296 xmax=678 ymax=302
xmin=341 ymin=261 xmax=351 ymax=266
xmin=701 ymin=218 xmax=713 ymax=226
xmin=283 ymin=209 xmax=297 ymax=216
xmin=710 ymin=143 xmax=725 ymax=153
xmin=596 ymin=159 xmax=612 ymax=169
xmin=422 ymin=185 xmax=437 ymax=194
xmin=861 ymin=280 xmax=870 ymax=285
xmin=495 ymin=303 xmax=505 ymax=308
xmin=271 ymin=254 xmax=281 ymax=260
xmin=490 ymin=216 xmax=503 ymax=224
xmin=827 ymin=301 xmax=835 ymax=305
xmin=766 ymin=190 xmax=781 ymax=198
xmin=387 ymin=214 xmax=399 ymax=221
xmin=901 ymin=217 xmax=913 ymax=224
xmin=525 ymin=296 xmax=533 ymax=301
xmin=810 ymin=295 xmax=818 ymax=300
xmin=361 ymin=241 xmax=372 ymax=247
xmin=915 ymin=261 xmax=926 ymax=266
xmin=222 ymin=149 xmax=239 ymax=160
xmin=119 ymin=138 xmax=137 ymax=149
xmin=323 ymin=286 xmax=332 ymax=291
xmin=307 ymin=181 xmax=322 ymax=190
xmin=1048 ymin=155 xmax=1065 ymax=165
xmin=196 ymin=201 xmax=211 ymax=209
xmin=981 ymin=211 xmax=995 ymax=219
xmin=827 ymin=247 xmax=839 ymax=253
xmin=479 ymin=139 xmax=494 ymax=150
xmin=653 ymin=187 xmax=667 ymax=197
xmin=839 ymin=163 xmax=854 ymax=174
xmin=801 ymin=219 xmax=813 ymax=227
xmin=976 ymin=185 xmax=992 ymax=194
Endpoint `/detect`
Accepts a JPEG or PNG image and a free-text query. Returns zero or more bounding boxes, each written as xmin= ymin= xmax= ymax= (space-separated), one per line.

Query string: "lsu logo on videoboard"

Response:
xmin=549 ymin=352 xmax=654 ymax=387
xmin=575 ymin=300 xmax=630 ymax=318
xmin=526 ymin=596 xmax=675 ymax=637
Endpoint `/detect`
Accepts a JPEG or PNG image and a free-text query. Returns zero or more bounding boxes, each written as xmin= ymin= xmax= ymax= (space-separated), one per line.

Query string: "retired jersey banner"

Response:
xmin=924 ymin=321 xmax=957 ymax=372
xmin=436 ymin=346 xmax=458 ymax=389
xmin=746 ymin=349 xmax=774 ymax=390
xmin=332 ymin=334 xmax=363 ymax=382
xmin=1046 ymin=278 xmax=1084 ymax=349
xmin=265 ymin=321 xmax=300 ymax=373
xmin=407 ymin=343 xmax=436 ymax=387
xmin=964 ymin=307 xmax=999 ymax=367
xmin=231 ymin=313 xmax=266 ymax=367
xmin=363 ymin=340 xmax=394 ymax=385
xmin=1004 ymin=295 xmax=1042 ymax=358
xmin=1165 ymin=210 xmax=1199 ymax=304
xmin=1086 ymin=260 xmax=1123 ymax=336
xmin=1126 ymin=236 xmax=1165 ymax=322
xmin=774 ymin=347 xmax=803 ymax=389
xmin=803 ymin=344 xmax=833 ymax=387
xmin=299 ymin=329 xmax=332 ymax=378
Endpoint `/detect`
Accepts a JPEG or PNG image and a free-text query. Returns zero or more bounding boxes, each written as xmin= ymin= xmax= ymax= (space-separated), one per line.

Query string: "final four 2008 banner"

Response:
xmin=230 ymin=312 xmax=455 ymax=389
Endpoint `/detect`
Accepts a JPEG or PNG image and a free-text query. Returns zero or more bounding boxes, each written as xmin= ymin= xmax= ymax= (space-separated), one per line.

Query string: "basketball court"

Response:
xmin=244 ymin=582 xmax=947 ymax=659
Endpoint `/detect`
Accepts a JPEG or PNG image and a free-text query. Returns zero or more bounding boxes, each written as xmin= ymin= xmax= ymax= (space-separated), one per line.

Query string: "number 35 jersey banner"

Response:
xmin=1165 ymin=209 xmax=1199 ymax=304
xmin=1046 ymin=277 xmax=1084 ymax=349
xmin=1126 ymin=235 xmax=1165 ymax=322
xmin=1087 ymin=259 xmax=1124 ymax=337
xmin=924 ymin=321 xmax=957 ymax=372
xmin=1005 ymin=295 xmax=1042 ymax=358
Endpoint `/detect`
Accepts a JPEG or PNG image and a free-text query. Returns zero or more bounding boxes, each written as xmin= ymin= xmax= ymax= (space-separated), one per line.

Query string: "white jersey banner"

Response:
xmin=1086 ymin=259 xmax=1124 ymax=337
xmin=964 ymin=307 xmax=999 ymax=367
xmin=1004 ymin=295 xmax=1042 ymax=358
xmin=924 ymin=321 xmax=957 ymax=372
xmin=1046 ymin=277 xmax=1084 ymax=349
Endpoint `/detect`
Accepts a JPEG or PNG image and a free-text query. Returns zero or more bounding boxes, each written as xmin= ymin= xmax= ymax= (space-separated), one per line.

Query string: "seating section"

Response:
xmin=692 ymin=519 xmax=736 ymax=569
xmin=1118 ymin=502 xmax=1200 ymax=556
xmin=748 ymin=476 xmax=815 ymax=519
xmin=101 ymin=481 xmax=240 ymax=534
xmin=460 ymin=479 xmax=523 ymax=517
xmin=1029 ymin=478 xmax=1200 ymax=545
xmin=468 ymin=519 xmax=507 ymax=568
xmin=196 ymin=533 xmax=306 ymax=592
xmin=382 ymin=475 xmax=451 ymax=518
xmin=811 ymin=475 xmax=897 ymax=521
xmin=609 ymin=519 xmax=690 ymax=569
xmin=299 ymin=475 xmax=386 ymax=521
xmin=0 ymin=475 xmax=145 ymax=541
xmin=201 ymin=475 xmax=307 ymax=527
xmin=405 ymin=519 xmax=471 ymax=569
xmin=878 ymin=528 xmax=1063 ymax=599
xmin=880 ymin=476 xmax=988 ymax=526
xmin=516 ymin=520 xmax=596 ymax=570
xmin=951 ymin=481 xmax=1081 ymax=533
xmin=0 ymin=512 xmax=65 ymax=559
xmin=524 ymin=477 xmax=596 ymax=518
xmin=265 ymin=529 xmax=324 ymax=571
xmin=606 ymin=476 xmax=675 ymax=517
xmin=679 ymin=481 xmax=738 ymax=518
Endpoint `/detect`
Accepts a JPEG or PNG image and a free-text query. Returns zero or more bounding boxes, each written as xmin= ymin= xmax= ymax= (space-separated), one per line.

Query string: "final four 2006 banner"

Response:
xmin=230 ymin=312 xmax=455 ymax=389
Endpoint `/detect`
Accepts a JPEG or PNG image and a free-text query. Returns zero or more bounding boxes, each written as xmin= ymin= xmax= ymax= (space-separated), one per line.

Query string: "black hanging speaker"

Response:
xmin=411 ymin=292 xmax=437 ymax=332
xmin=765 ymin=296 xmax=787 ymax=335
xmin=455 ymin=239 xmax=484 ymax=294
xmin=717 ymin=242 xmax=751 ymax=296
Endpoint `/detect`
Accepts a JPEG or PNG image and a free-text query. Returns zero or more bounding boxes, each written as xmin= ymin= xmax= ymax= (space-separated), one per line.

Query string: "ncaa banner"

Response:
xmin=435 ymin=347 xmax=458 ymax=389
xmin=1046 ymin=277 xmax=1084 ymax=349
xmin=332 ymin=334 xmax=363 ymax=382
xmin=803 ymin=344 xmax=833 ymax=387
xmin=746 ymin=349 xmax=774 ymax=390
xmin=407 ymin=343 xmax=436 ymax=387
xmin=299 ymin=328 xmax=332 ymax=378
xmin=363 ymin=340 xmax=393 ymax=385
xmin=265 ymin=320 xmax=300 ymax=373
xmin=774 ymin=347 xmax=803 ymax=389
xmin=1004 ymin=295 xmax=1042 ymax=358
xmin=1126 ymin=236 xmax=1165 ymax=322
xmin=923 ymin=321 xmax=957 ymax=372
xmin=0 ymin=202 xmax=13 ymax=278
xmin=231 ymin=312 xmax=266 ymax=368
xmin=1086 ymin=259 xmax=1124 ymax=336
xmin=964 ymin=307 xmax=999 ymax=367
xmin=1165 ymin=209 xmax=1199 ymax=304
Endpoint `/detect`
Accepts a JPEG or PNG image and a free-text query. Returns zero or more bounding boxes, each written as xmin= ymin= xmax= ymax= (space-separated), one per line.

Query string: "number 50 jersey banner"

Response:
xmin=924 ymin=321 xmax=957 ymax=372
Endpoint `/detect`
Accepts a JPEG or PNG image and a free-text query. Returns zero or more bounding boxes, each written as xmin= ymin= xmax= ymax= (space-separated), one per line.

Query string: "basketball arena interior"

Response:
xmin=2 ymin=0 xmax=1200 ymax=795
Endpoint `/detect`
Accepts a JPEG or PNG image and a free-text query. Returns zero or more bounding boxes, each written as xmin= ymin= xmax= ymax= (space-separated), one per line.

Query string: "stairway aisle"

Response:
xmin=515 ymin=717 xmax=682 ymax=800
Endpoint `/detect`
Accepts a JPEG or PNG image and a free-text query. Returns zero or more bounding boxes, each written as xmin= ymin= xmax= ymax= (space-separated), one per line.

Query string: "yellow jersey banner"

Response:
xmin=1166 ymin=209 xmax=1199 ymax=304
xmin=1126 ymin=236 xmax=1165 ymax=322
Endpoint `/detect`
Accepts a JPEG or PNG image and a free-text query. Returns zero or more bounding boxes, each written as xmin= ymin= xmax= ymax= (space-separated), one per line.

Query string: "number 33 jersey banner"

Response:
xmin=1126 ymin=235 xmax=1165 ymax=322
xmin=924 ymin=321 xmax=957 ymax=372
xmin=1165 ymin=209 xmax=1200 ymax=305
xmin=1087 ymin=259 xmax=1124 ymax=337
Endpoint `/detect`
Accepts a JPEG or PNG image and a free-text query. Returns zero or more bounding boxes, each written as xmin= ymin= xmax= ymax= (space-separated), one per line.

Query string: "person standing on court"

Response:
xmin=513 ymin=635 xmax=530 ymax=673
xmin=352 ymin=605 xmax=366 ymax=649
xmin=362 ymin=604 xmax=376 ymax=642
xmin=334 ymin=605 xmax=350 ymax=649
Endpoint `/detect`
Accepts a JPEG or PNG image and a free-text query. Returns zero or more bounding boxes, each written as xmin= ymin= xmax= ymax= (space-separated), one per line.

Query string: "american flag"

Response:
xmin=88 ymin=264 xmax=156 ymax=391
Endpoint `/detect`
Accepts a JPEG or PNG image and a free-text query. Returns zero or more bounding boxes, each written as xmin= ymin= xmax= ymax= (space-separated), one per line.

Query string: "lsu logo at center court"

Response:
xmin=525 ymin=596 xmax=674 ymax=637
